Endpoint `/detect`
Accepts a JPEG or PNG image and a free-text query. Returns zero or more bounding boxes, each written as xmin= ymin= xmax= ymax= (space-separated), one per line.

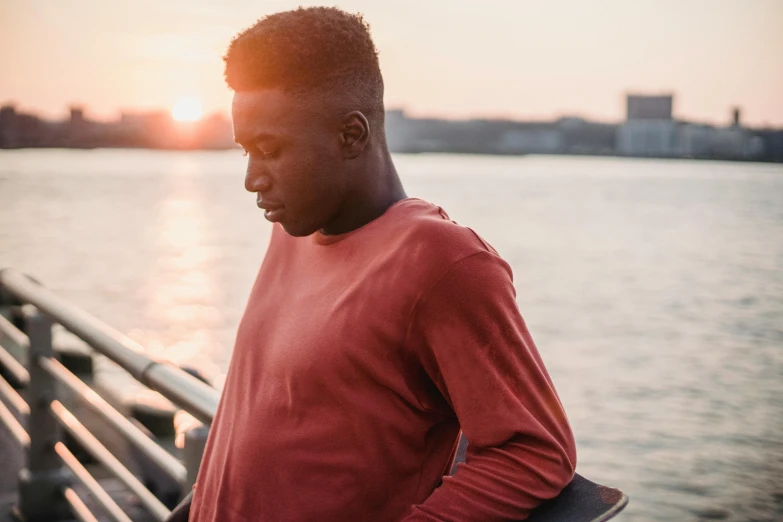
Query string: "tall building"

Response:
xmin=0 ymin=105 xmax=18 ymax=148
xmin=626 ymin=95 xmax=673 ymax=120
xmin=617 ymin=94 xmax=677 ymax=157
xmin=67 ymin=106 xmax=88 ymax=147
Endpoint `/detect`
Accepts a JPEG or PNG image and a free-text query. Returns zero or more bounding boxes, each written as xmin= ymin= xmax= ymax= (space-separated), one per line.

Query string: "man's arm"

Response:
xmin=403 ymin=251 xmax=577 ymax=521
xmin=165 ymin=490 xmax=192 ymax=522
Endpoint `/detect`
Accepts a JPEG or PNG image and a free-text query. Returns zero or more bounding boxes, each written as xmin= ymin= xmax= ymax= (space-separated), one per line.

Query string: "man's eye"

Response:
xmin=242 ymin=147 xmax=278 ymax=159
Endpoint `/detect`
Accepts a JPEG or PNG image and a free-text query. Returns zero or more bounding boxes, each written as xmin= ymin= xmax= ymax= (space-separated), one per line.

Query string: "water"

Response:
xmin=1 ymin=149 xmax=782 ymax=521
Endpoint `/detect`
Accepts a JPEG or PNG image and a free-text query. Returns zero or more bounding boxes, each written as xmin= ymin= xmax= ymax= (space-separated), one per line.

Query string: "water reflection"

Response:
xmin=138 ymin=157 xmax=222 ymax=380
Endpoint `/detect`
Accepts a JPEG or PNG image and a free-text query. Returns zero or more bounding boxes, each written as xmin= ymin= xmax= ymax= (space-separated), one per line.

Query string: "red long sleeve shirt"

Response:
xmin=190 ymin=198 xmax=576 ymax=521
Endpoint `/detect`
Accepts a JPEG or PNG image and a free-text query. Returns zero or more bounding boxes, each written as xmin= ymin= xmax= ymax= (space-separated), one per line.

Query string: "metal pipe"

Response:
xmin=0 ymin=313 xmax=29 ymax=350
xmin=51 ymin=400 xmax=171 ymax=521
xmin=1 ymin=269 xmax=151 ymax=378
xmin=63 ymin=487 xmax=101 ymax=522
xmin=144 ymin=363 xmax=218 ymax=425
xmin=0 ymin=342 xmax=29 ymax=386
xmin=0 ymin=374 xmax=29 ymax=416
xmin=38 ymin=356 xmax=186 ymax=484
xmin=0 ymin=397 xmax=30 ymax=448
xmin=0 ymin=269 xmax=218 ymax=423
xmin=54 ymin=441 xmax=134 ymax=522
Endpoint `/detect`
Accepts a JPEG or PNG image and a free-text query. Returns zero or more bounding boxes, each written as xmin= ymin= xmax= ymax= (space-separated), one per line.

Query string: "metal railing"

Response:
xmin=0 ymin=267 xmax=631 ymax=522
xmin=0 ymin=268 xmax=221 ymax=522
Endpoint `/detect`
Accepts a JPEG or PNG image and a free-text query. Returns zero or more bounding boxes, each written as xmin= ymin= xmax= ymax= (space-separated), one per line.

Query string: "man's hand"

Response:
xmin=165 ymin=491 xmax=193 ymax=522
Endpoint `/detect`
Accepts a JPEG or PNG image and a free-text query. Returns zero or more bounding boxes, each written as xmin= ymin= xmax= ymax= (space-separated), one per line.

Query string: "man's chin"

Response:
xmin=280 ymin=221 xmax=317 ymax=238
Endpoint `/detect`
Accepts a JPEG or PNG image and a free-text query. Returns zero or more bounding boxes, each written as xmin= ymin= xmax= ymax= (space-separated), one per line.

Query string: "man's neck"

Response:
xmin=320 ymin=149 xmax=407 ymax=236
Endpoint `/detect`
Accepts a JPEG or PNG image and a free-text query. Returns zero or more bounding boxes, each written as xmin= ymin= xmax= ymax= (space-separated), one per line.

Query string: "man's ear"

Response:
xmin=339 ymin=111 xmax=370 ymax=159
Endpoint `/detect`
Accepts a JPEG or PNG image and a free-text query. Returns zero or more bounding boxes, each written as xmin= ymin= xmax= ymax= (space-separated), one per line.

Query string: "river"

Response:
xmin=1 ymin=149 xmax=781 ymax=521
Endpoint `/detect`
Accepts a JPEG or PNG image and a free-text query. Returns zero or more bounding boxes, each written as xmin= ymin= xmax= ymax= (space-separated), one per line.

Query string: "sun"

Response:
xmin=171 ymin=96 xmax=203 ymax=122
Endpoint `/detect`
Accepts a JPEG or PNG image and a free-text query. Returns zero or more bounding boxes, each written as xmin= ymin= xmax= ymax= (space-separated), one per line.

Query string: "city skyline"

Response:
xmin=3 ymin=94 xmax=782 ymax=163
xmin=0 ymin=90 xmax=776 ymax=128
xmin=2 ymin=0 xmax=782 ymax=126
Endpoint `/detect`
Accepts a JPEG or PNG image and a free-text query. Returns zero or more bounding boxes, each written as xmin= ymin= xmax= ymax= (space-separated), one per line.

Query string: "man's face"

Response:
xmin=232 ymin=88 xmax=347 ymax=237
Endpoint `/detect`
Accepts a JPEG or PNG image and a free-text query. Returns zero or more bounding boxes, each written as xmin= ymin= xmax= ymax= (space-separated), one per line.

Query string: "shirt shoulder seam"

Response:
xmin=401 ymin=249 xmax=496 ymax=355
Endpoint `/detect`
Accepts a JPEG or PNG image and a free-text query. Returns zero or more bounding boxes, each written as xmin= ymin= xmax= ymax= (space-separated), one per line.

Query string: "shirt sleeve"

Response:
xmin=402 ymin=250 xmax=577 ymax=521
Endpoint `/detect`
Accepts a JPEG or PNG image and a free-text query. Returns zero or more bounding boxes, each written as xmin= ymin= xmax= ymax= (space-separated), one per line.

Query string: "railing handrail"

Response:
xmin=51 ymin=399 xmax=171 ymax=521
xmin=0 ymin=313 xmax=29 ymax=350
xmin=0 ymin=340 xmax=30 ymax=386
xmin=0 ymin=269 xmax=217 ymax=521
xmin=0 ymin=268 xmax=219 ymax=424
xmin=55 ymin=440 xmax=135 ymax=522
xmin=38 ymin=355 xmax=187 ymax=484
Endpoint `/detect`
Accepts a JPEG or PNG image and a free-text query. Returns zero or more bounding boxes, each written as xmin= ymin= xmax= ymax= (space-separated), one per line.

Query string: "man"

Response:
xmin=169 ymin=7 xmax=576 ymax=521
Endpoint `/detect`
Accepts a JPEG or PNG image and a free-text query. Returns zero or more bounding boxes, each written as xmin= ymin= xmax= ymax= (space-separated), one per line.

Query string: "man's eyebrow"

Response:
xmin=235 ymin=132 xmax=279 ymax=146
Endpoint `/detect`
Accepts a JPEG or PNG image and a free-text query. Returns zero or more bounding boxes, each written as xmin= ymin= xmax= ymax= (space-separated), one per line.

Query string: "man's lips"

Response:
xmin=256 ymin=199 xmax=284 ymax=222
xmin=256 ymin=200 xmax=283 ymax=211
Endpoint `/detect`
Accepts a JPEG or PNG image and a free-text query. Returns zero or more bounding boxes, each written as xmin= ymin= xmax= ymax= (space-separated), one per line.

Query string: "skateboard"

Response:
xmin=449 ymin=434 xmax=628 ymax=521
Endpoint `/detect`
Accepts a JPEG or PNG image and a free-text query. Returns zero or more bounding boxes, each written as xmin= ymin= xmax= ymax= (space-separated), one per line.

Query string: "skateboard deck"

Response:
xmin=449 ymin=434 xmax=628 ymax=521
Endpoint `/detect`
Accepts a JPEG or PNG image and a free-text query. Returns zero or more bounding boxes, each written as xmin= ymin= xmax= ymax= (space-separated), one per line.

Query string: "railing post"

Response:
xmin=183 ymin=425 xmax=209 ymax=492
xmin=16 ymin=308 xmax=70 ymax=522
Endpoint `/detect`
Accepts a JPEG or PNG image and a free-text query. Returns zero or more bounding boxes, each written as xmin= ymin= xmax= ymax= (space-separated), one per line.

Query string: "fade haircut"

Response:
xmin=224 ymin=7 xmax=384 ymax=123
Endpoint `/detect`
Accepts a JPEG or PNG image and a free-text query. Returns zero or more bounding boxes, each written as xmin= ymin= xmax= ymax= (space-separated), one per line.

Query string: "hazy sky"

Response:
xmin=2 ymin=0 xmax=782 ymax=125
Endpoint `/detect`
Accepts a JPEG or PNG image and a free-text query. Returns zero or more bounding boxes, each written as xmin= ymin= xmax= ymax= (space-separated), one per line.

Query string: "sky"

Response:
xmin=2 ymin=0 xmax=782 ymax=126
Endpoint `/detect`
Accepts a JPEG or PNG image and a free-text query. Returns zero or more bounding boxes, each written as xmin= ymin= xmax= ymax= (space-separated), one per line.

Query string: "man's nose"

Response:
xmin=245 ymin=164 xmax=272 ymax=193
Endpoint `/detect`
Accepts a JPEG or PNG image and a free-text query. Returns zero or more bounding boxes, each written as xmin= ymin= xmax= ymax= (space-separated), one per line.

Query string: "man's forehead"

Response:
xmin=232 ymin=90 xmax=291 ymax=121
xmin=232 ymin=89 xmax=324 ymax=139
xmin=231 ymin=90 xmax=286 ymax=141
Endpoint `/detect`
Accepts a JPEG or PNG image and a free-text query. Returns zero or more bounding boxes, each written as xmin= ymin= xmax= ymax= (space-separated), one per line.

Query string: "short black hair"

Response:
xmin=224 ymin=7 xmax=384 ymax=117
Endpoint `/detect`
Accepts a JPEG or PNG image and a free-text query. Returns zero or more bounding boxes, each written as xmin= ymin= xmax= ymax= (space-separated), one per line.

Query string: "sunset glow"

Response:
xmin=2 ymin=0 xmax=783 ymax=125
xmin=172 ymin=97 xmax=203 ymax=122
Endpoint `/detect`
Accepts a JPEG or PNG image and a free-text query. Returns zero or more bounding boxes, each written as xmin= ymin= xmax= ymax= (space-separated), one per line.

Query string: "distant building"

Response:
xmin=195 ymin=113 xmax=237 ymax=149
xmin=676 ymin=107 xmax=762 ymax=160
xmin=0 ymin=105 xmax=18 ymax=148
xmin=757 ymin=129 xmax=783 ymax=162
xmin=70 ymin=106 xmax=85 ymax=125
xmin=67 ymin=106 xmax=90 ymax=147
xmin=677 ymin=124 xmax=713 ymax=158
xmin=617 ymin=120 xmax=677 ymax=157
xmin=384 ymin=109 xmax=414 ymax=152
xmin=0 ymin=105 xmax=55 ymax=148
xmin=710 ymin=127 xmax=764 ymax=160
xmin=617 ymin=94 xmax=677 ymax=156
xmin=626 ymin=94 xmax=673 ymax=120
xmin=557 ymin=118 xmax=617 ymax=155
xmin=115 ymin=111 xmax=176 ymax=148
xmin=497 ymin=128 xmax=562 ymax=154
